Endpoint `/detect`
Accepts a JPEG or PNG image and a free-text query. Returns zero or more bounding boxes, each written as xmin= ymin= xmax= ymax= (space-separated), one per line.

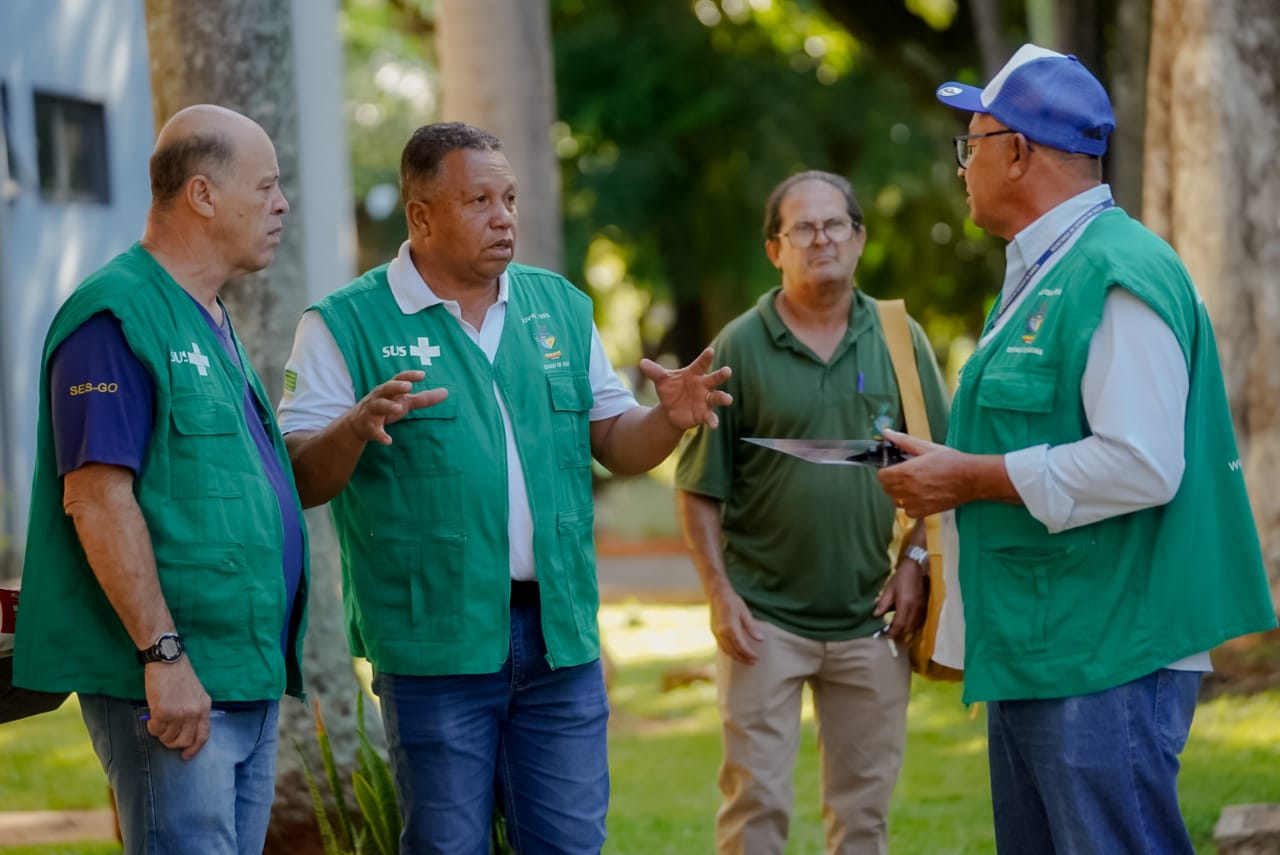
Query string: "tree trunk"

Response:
xmin=143 ymin=2 xmax=368 ymax=851
xmin=1106 ymin=0 xmax=1151 ymax=214
xmin=436 ymin=0 xmax=563 ymax=273
xmin=1144 ymin=0 xmax=1280 ymax=610
xmin=969 ymin=0 xmax=1008 ymax=79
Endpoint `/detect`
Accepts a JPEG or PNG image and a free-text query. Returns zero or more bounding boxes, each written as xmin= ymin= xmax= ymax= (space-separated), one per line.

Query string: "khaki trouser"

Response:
xmin=715 ymin=619 xmax=911 ymax=855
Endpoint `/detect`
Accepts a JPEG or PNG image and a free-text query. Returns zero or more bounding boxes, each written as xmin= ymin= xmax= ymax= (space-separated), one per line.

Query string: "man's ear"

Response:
xmin=185 ymin=174 xmax=216 ymax=219
xmin=1007 ymin=134 xmax=1032 ymax=180
xmin=405 ymin=198 xmax=431 ymax=237
xmin=764 ymin=238 xmax=782 ymax=269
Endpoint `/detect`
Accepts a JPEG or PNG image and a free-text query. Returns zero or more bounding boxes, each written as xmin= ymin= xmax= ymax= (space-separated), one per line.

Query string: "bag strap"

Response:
xmin=875 ymin=298 xmax=943 ymax=559
xmin=877 ymin=299 xmax=929 ymax=442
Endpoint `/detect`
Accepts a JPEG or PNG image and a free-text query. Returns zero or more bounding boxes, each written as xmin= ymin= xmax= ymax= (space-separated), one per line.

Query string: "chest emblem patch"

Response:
xmin=171 ymin=342 xmax=212 ymax=377
xmin=1022 ymin=304 xmax=1047 ymax=344
xmin=534 ymin=324 xmax=562 ymax=360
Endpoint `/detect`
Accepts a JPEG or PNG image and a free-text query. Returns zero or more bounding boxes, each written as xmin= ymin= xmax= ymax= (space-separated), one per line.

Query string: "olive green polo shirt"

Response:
xmin=676 ymin=287 xmax=949 ymax=640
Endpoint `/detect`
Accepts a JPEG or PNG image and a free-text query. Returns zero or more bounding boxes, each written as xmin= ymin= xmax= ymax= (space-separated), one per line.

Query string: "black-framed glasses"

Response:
xmin=953 ymin=130 xmax=1021 ymax=169
xmin=776 ymin=217 xmax=857 ymax=249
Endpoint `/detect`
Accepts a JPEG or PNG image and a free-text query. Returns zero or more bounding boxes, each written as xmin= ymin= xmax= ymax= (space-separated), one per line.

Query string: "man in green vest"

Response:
xmin=14 ymin=105 xmax=309 ymax=855
xmin=675 ymin=171 xmax=949 ymax=855
xmin=878 ymin=44 xmax=1278 ymax=853
xmin=277 ymin=121 xmax=731 ymax=854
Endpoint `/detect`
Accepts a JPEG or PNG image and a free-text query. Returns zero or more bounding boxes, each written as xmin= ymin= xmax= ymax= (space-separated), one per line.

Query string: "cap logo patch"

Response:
xmin=938 ymin=86 xmax=963 ymax=97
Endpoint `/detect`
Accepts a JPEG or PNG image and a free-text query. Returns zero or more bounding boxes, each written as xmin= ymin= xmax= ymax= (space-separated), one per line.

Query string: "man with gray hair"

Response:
xmin=279 ymin=121 xmax=731 ymax=854
xmin=16 ymin=104 xmax=308 ymax=855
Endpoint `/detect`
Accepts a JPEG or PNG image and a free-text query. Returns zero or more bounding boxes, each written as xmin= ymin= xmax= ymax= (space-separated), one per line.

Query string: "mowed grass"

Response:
xmin=2 ymin=605 xmax=1278 ymax=854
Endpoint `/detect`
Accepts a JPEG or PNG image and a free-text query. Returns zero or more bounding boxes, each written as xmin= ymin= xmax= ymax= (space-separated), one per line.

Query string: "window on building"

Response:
xmin=34 ymin=91 xmax=110 ymax=204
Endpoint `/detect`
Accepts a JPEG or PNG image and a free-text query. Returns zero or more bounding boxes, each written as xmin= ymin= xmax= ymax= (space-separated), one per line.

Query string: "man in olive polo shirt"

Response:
xmin=676 ymin=170 xmax=948 ymax=855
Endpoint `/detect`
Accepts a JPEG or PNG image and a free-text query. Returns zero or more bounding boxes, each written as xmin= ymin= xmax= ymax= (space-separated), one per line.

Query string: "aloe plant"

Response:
xmin=298 ymin=692 xmax=516 ymax=855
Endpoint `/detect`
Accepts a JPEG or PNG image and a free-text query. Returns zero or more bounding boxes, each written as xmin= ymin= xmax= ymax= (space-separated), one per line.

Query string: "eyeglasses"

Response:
xmin=953 ymin=130 xmax=1022 ymax=169
xmin=776 ymin=217 xmax=857 ymax=248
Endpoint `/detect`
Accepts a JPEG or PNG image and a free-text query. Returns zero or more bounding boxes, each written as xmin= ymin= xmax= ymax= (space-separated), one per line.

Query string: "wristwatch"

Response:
xmin=136 ymin=633 xmax=186 ymax=665
xmin=902 ymin=545 xmax=930 ymax=566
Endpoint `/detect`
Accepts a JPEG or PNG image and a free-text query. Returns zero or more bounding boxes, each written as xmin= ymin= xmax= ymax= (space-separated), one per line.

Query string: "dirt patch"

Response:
xmin=1199 ymin=629 xmax=1280 ymax=700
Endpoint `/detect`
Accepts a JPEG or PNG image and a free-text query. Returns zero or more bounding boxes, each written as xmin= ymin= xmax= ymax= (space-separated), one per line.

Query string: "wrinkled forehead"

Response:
xmin=438 ymin=148 xmax=514 ymax=188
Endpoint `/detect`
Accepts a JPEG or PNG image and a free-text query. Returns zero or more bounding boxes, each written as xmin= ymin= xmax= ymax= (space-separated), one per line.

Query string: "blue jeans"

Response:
xmin=373 ymin=601 xmax=610 ymax=855
xmin=987 ymin=669 xmax=1202 ymax=855
xmin=79 ymin=694 xmax=279 ymax=855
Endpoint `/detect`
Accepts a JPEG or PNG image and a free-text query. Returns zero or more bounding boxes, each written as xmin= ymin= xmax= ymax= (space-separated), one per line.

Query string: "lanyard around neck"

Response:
xmin=984 ymin=199 xmax=1115 ymax=334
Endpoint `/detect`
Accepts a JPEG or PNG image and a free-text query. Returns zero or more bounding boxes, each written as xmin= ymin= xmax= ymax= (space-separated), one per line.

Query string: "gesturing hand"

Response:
xmin=347 ymin=370 xmax=449 ymax=446
xmin=641 ymin=347 xmax=733 ymax=430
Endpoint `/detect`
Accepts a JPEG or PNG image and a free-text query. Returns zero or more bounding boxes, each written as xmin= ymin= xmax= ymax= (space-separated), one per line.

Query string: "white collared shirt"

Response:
xmin=278 ymin=241 xmax=637 ymax=580
xmin=957 ymin=186 xmax=1208 ymax=671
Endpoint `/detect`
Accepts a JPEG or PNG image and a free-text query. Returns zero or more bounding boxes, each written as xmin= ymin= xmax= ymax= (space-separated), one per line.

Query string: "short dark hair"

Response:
xmin=150 ymin=132 xmax=234 ymax=207
xmin=763 ymin=170 xmax=864 ymax=242
xmin=400 ymin=122 xmax=503 ymax=200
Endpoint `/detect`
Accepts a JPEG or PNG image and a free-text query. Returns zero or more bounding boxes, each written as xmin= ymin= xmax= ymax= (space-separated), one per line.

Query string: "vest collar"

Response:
xmin=386 ymin=240 xmax=511 ymax=315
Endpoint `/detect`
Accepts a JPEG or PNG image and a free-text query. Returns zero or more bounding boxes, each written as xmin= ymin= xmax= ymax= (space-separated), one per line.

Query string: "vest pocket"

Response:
xmin=157 ymin=542 xmax=259 ymax=669
xmin=547 ymin=372 xmax=592 ymax=470
xmin=976 ymin=537 xmax=1095 ymax=657
xmin=556 ymin=505 xmax=599 ymax=634
xmin=369 ymin=530 xmax=467 ymax=642
xmin=169 ymin=396 xmax=245 ymax=498
xmin=975 ymin=367 xmax=1058 ymax=449
xmin=390 ymin=390 xmax=460 ymax=476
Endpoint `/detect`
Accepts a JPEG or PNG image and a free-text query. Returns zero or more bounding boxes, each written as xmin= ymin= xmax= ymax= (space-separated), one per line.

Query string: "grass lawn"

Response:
xmin=2 ymin=605 xmax=1277 ymax=854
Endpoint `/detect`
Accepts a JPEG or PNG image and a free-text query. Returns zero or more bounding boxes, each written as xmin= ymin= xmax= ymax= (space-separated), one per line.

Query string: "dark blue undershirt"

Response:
xmin=49 ymin=306 xmax=304 ymax=706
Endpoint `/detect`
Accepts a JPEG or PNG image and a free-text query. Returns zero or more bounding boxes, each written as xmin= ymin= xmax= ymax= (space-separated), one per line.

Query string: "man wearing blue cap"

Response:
xmin=878 ymin=44 xmax=1277 ymax=853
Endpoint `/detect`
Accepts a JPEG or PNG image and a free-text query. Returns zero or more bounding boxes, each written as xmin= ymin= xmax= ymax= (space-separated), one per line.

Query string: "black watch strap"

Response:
xmin=136 ymin=633 xmax=185 ymax=665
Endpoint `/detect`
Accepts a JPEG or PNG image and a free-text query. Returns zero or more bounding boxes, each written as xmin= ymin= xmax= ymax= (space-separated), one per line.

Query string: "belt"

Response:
xmin=510 ymin=580 xmax=540 ymax=608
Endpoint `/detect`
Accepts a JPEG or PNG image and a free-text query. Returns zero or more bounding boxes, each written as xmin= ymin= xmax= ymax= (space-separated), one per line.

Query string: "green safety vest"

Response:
xmin=314 ymin=262 xmax=600 ymax=675
xmin=948 ymin=210 xmax=1276 ymax=703
xmin=16 ymin=244 xmax=308 ymax=701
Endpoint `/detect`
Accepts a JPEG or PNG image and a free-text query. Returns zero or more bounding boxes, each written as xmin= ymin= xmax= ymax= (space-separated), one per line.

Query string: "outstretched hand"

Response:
xmin=640 ymin=347 xmax=733 ymax=430
xmin=347 ymin=370 xmax=449 ymax=446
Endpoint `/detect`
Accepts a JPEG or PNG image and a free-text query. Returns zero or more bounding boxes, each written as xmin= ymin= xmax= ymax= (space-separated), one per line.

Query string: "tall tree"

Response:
xmin=144 ymin=2 xmax=365 ymax=850
xmin=436 ymin=0 xmax=562 ymax=272
xmin=1144 ymin=0 xmax=1280 ymax=609
xmin=553 ymin=0 xmax=1000 ymax=365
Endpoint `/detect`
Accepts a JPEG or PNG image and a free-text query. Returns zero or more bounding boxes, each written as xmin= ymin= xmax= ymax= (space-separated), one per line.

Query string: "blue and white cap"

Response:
xmin=936 ymin=44 xmax=1115 ymax=156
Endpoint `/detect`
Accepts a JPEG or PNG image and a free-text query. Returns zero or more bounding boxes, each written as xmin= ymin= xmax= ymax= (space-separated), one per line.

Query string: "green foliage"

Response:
xmin=297 ymin=692 xmax=400 ymax=855
xmin=341 ymin=0 xmax=438 ymax=270
xmin=340 ymin=0 xmax=1001 ymax=362
xmin=351 ymin=693 xmax=399 ymax=855
xmin=551 ymin=0 xmax=1002 ymax=360
xmin=295 ymin=691 xmax=515 ymax=855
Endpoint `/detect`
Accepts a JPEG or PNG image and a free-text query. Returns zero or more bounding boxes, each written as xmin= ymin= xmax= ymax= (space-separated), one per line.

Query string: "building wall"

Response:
xmin=0 ymin=0 xmax=154 ymax=578
xmin=0 ymin=0 xmax=354 ymax=577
